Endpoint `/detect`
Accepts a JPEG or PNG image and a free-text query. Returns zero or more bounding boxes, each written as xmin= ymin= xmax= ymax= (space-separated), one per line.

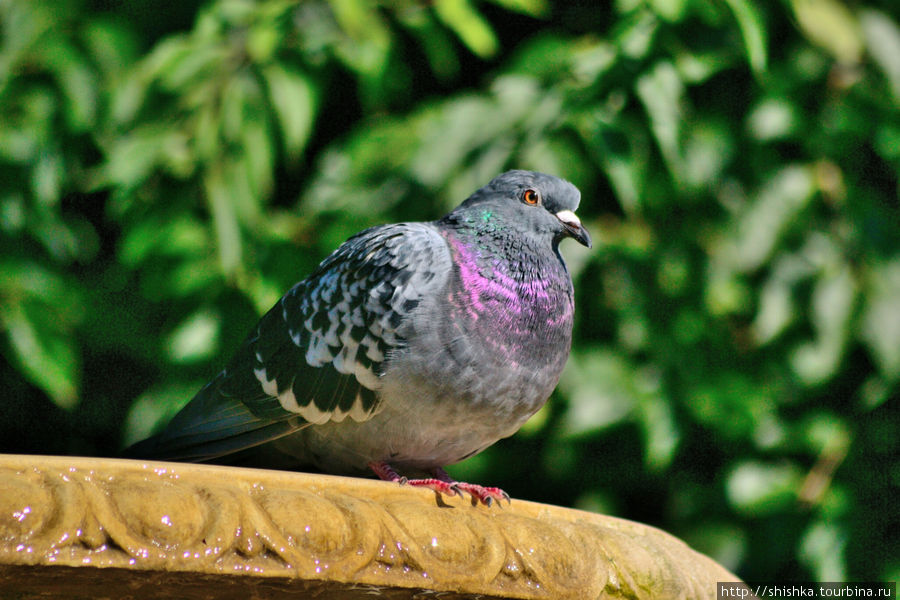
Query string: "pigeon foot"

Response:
xmin=368 ymin=461 xmax=510 ymax=506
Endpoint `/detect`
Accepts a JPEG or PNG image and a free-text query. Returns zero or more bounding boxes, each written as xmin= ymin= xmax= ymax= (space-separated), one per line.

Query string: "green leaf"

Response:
xmin=31 ymin=150 xmax=64 ymax=206
xmin=165 ymin=256 xmax=222 ymax=298
xmin=1 ymin=302 xmax=79 ymax=410
xmin=108 ymin=72 xmax=149 ymax=126
xmin=790 ymin=260 xmax=856 ymax=386
xmin=411 ymin=96 xmax=496 ymax=186
xmin=682 ymin=121 xmax=733 ymax=187
xmin=140 ymin=36 xmax=193 ymax=84
xmin=860 ymin=258 xmax=900 ymax=380
xmin=579 ymin=117 xmax=648 ymax=214
xmin=751 ymin=254 xmax=812 ymax=344
xmin=434 ymin=0 xmax=499 ymax=58
xmin=103 ymin=127 xmax=169 ymax=187
xmin=158 ymin=41 xmax=228 ymax=92
xmin=726 ymin=461 xmax=803 ymax=516
xmin=204 ymin=166 xmax=243 ymax=277
xmin=614 ymin=10 xmax=659 ymax=59
xmin=799 ymin=521 xmax=847 ymax=582
xmin=239 ymin=112 xmax=275 ymax=204
xmin=649 ymin=0 xmax=688 ymax=22
xmin=746 ymin=98 xmax=797 ymax=141
xmin=557 ymin=349 xmax=638 ymax=438
xmin=790 ymin=0 xmax=863 ymax=64
xmin=0 ymin=261 xmax=77 ymax=316
xmin=487 ymin=0 xmax=548 ymax=18
xmin=263 ymin=63 xmax=317 ymax=159
xmin=82 ymin=19 xmax=139 ymax=80
xmin=247 ymin=20 xmax=280 ymax=63
xmin=719 ymin=165 xmax=816 ymax=273
xmin=220 ymin=73 xmax=250 ymax=143
xmin=330 ymin=0 xmax=392 ymax=75
xmin=222 ymin=154 xmax=262 ymax=227
xmin=38 ymin=37 xmax=99 ymax=131
xmin=121 ymin=382 xmax=202 ymax=447
xmin=119 ymin=215 xmax=209 ymax=266
xmin=860 ymin=9 xmax=900 ymax=102
xmin=637 ymin=385 xmax=680 ymax=470
xmin=722 ymin=0 xmax=768 ymax=73
xmin=166 ymin=309 xmax=220 ymax=364
xmin=570 ymin=40 xmax=617 ymax=84
xmin=636 ymin=61 xmax=686 ymax=182
xmin=396 ymin=6 xmax=460 ymax=80
xmin=681 ymin=523 xmax=747 ymax=573
xmin=194 ymin=102 xmax=220 ymax=162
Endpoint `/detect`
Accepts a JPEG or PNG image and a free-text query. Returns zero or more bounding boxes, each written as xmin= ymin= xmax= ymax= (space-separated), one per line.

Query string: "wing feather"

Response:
xmin=125 ymin=222 xmax=450 ymax=462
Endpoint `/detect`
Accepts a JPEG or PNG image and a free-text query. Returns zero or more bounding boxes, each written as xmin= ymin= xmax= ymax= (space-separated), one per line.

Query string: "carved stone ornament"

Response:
xmin=0 ymin=455 xmax=741 ymax=599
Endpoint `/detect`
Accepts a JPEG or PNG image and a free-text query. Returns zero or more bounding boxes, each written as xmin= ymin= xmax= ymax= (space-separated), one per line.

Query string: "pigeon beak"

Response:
xmin=556 ymin=210 xmax=592 ymax=248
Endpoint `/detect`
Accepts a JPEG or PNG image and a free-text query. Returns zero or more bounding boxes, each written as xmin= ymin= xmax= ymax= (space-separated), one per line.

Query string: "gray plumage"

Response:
xmin=126 ymin=170 xmax=590 ymax=502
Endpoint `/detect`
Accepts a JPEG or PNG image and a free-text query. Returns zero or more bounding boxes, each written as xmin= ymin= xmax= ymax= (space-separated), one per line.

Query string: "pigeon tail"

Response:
xmin=124 ymin=374 xmax=304 ymax=462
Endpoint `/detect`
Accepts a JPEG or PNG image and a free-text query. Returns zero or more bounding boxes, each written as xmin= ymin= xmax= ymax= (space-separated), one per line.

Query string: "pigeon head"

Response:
xmin=451 ymin=170 xmax=592 ymax=249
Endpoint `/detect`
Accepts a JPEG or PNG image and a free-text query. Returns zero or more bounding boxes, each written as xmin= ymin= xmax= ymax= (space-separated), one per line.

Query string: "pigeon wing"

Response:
xmin=126 ymin=222 xmax=450 ymax=462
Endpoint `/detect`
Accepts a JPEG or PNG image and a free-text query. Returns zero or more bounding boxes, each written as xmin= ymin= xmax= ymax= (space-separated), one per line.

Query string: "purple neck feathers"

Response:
xmin=444 ymin=231 xmax=574 ymax=334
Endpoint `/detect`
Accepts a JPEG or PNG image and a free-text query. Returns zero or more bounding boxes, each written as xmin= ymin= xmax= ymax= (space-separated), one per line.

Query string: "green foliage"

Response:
xmin=1 ymin=0 xmax=898 ymax=584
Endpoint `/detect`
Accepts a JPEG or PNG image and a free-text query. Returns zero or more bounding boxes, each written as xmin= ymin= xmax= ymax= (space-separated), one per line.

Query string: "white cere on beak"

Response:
xmin=555 ymin=210 xmax=581 ymax=228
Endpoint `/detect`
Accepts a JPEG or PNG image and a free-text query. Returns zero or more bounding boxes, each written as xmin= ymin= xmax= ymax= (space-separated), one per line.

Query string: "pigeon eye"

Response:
xmin=522 ymin=189 xmax=540 ymax=205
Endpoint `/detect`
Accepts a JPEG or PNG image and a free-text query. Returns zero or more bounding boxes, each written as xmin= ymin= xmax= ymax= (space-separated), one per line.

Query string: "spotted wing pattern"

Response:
xmin=228 ymin=222 xmax=449 ymax=425
xmin=126 ymin=222 xmax=450 ymax=462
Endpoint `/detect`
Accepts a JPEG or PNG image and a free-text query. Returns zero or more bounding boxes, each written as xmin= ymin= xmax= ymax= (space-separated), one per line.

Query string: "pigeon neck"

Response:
xmin=440 ymin=226 xmax=574 ymax=368
xmin=441 ymin=208 xmax=561 ymax=277
xmin=441 ymin=224 xmax=572 ymax=317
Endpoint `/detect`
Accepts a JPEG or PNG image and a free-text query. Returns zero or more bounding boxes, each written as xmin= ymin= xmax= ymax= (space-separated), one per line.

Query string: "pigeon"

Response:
xmin=126 ymin=170 xmax=591 ymax=505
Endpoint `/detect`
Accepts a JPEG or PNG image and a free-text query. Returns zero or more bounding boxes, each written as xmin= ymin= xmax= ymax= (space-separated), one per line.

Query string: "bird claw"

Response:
xmin=403 ymin=477 xmax=460 ymax=497
xmin=454 ymin=482 xmax=511 ymax=507
xmin=407 ymin=480 xmax=508 ymax=506
xmin=367 ymin=461 xmax=509 ymax=506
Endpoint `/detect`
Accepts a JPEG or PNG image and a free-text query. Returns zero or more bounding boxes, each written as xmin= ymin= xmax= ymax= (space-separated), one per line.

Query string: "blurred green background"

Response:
xmin=1 ymin=0 xmax=898 ymax=584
